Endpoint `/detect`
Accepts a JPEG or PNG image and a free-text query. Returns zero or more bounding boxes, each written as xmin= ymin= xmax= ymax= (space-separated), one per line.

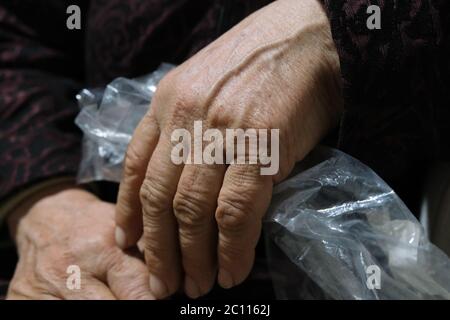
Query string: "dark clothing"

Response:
xmin=0 ymin=0 xmax=449 ymax=298
xmin=323 ymin=0 xmax=450 ymax=211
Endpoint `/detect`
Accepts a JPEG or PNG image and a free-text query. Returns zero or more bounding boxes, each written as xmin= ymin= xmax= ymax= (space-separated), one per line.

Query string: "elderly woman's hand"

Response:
xmin=115 ymin=0 xmax=342 ymax=299
xmin=7 ymin=188 xmax=154 ymax=300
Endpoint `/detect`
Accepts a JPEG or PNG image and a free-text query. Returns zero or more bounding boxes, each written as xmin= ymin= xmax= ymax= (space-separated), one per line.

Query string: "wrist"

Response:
xmin=268 ymin=0 xmax=343 ymax=119
xmin=7 ymin=183 xmax=96 ymax=242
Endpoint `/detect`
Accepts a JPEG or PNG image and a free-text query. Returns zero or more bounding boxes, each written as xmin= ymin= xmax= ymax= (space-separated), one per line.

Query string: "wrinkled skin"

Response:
xmin=115 ymin=0 xmax=343 ymax=299
xmin=7 ymin=188 xmax=154 ymax=300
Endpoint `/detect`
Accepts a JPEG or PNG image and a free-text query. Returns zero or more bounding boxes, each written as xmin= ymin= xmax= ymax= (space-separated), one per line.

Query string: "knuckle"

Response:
xmin=216 ymin=192 xmax=253 ymax=232
xmin=123 ymin=143 xmax=144 ymax=178
xmin=139 ymin=177 xmax=172 ymax=215
xmin=104 ymin=250 xmax=126 ymax=273
xmin=173 ymin=189 xmax=211 ymax=227
xmin=169 ymin=95 xmax=198 ymax=126
xmin=157 ymin=71 xmax=205 ymax=128
xmin=206 ymin=103 xmax=232 ymax=129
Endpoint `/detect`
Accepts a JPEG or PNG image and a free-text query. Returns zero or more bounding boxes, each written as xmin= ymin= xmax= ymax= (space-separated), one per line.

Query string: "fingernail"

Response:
xmin=218 ymin=269 xmax=234 ymax=289
xmin=149 ymin=274 xmax=168 ymax=299
xmin=184 ymin=276 xmax=200 ymax=299
xmin=115 ymin=227 xmax=127 ymax=249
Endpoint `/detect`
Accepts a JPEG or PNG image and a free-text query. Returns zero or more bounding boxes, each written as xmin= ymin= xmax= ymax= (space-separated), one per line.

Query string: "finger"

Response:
xmin=65 ymin=278 xmax=117 ymax=300
xmin=6 ymin=283 xmax=61 ymax=300
xmin=5 ymin=293 xmax=62 ymax=300
xmin=106 ymin=249 xmax=155 ymax=300
xmin=116 ymin=111 xmax=160 ymax=249
xmin=215 ymin=164 xmax=273 ymax=289
xmin=173 ymin=163 xmax=226 ymax=298
xmin=6 ymin=292 xmax=60 ymax=300
xmin=140 ymin=135 xmax=184 ymax=299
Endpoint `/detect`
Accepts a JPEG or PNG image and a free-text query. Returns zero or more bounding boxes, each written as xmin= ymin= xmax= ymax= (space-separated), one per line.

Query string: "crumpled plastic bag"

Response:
xmin=74 ymin=66 xmax=450 ymax=300
xmin=75 ymin=63 xmax=174 ymax=183
xmin=264 ymin=147 xmax=450 ymax=299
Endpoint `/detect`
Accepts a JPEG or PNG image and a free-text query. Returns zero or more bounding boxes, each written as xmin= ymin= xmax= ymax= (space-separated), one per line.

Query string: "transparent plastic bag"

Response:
xmin=264 ymin=147 xmax=450 ymax=299
xmin=75 ymin=63 xmax=174 ymax=183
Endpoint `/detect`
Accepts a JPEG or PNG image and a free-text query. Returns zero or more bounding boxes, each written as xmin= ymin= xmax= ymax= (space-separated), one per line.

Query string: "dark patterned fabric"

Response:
xmin=0 ymin=1 xmax=86 ymax=201
xmin=0 ymin=0 xmax=449 ymax=297
xmin=322 ymin=0 xmax=450 ymax=210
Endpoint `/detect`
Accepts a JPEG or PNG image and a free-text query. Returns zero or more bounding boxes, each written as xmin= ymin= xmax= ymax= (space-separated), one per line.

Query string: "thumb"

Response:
xmin=106 ymin=249 xmax=155 ymax=300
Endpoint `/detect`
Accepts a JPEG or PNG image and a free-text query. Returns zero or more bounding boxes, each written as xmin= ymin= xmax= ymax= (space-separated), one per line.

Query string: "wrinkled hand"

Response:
xmin=7 ymin=188 xmax=154 ymax=300
xmin=115 ymin=0 xmax=342 ymax=299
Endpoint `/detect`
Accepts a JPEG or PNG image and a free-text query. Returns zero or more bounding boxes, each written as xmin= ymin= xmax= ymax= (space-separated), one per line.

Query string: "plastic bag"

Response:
xmin=264 ymin=147 xmax=450 ymax=299
xmin=75 ymin=63 xmax=174 ymax=183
